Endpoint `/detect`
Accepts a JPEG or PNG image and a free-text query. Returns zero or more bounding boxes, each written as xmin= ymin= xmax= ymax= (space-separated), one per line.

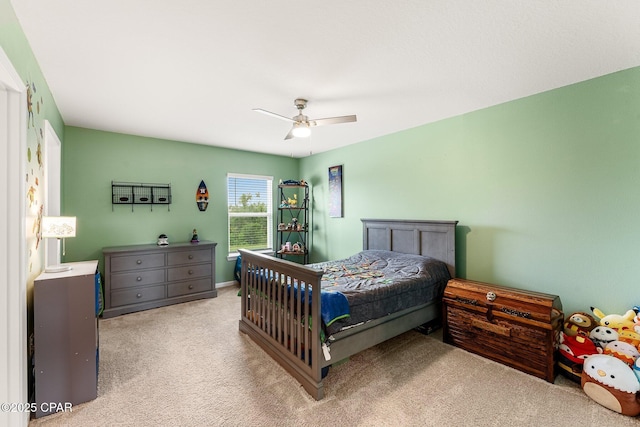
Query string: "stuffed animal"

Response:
xmin=582 ymin=354 xmax=640 ymax=416
xmin=633 ymin=310 xmax=640 ymax=335
xmin=591 ymin=307 xmax=636 ymax=331
xmin=563 ymin=311 xmax=597 ymax=337
xmin=590 ymin=326 xmax=619 ymax=349
xmin=558 ymin=332 xmax=601 ymax=382
xmin=617 ymin=329 xmax=640 ymax=349
xmin=603 ymin=340 xmax=640 ymax=366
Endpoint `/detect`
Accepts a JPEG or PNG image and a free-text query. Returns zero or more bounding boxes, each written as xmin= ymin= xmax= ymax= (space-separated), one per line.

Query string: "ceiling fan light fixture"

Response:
xmin=291 ymin=123 xmax=311 ymax=138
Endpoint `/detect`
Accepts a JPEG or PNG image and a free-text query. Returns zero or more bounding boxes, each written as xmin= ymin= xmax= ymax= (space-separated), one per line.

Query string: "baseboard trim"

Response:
xmin=216 ymin=280 xmax=239 ymax=289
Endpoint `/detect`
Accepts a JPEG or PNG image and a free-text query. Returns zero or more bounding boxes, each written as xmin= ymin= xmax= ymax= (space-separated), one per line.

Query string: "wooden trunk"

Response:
xmin=443 ymin=278 xmax=563 ymax=382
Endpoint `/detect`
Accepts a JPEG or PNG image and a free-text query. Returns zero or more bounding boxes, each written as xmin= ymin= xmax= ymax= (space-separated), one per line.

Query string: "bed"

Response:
xmin=238 ymin=219 xmax=457 ymax=400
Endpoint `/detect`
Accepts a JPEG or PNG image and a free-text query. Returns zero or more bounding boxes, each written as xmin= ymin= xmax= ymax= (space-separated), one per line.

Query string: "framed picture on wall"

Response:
xmin=328 ymin=165 xmax=343 ymax=217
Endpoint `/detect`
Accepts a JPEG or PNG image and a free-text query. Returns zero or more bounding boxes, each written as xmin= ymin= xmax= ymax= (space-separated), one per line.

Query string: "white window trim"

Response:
xmin=227 ymin=173 xmax=274 ymax=259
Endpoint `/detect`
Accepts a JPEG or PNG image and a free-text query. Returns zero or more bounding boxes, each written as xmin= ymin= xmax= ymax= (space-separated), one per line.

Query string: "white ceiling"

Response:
xmin=10 ymin=1 xmax=640 ymax=158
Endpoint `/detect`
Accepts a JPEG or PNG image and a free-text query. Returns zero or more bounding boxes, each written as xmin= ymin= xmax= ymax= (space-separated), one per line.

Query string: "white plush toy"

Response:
xmin=582 ymin=354 xmax=640 ymax=416
xmin=589 ymin=326 xmax=619 ymax=349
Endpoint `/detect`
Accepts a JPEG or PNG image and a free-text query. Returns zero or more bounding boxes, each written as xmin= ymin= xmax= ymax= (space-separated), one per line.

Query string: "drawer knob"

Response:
xmin=188 ymin=270 xmax=194 ymax=275
xmin=136 ymin=276 xmax=142 ymax=281
xmin=136 ymin=293 xmax=142 ymax=298
xmin=188 ymin=284 xmax=194 ymax=290
xmin=486 ymin=291 xmax=497 ymax=302
xmin=136 ymin=260 xmax=142 ymax=265
xmin=188 ymin=255 xmax=193 ymax=260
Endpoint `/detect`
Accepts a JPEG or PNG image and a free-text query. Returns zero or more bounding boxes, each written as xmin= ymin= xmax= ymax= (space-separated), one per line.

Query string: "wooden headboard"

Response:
xmin=361 ymin=219 xmax=458 ymax=278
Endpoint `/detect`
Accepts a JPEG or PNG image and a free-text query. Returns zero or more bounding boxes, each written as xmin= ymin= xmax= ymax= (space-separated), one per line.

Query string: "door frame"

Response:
xmin=0 ymin=46 xmax=29 ymax=427
xmin=44 ymin=120 xmax=62 ymax=266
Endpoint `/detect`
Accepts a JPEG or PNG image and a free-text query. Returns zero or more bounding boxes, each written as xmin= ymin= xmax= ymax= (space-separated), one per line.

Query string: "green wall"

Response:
xmin=62 ymin=127 xmax=299 ymax=282
xmin=301 ymin=66 xmax=640 ymax=317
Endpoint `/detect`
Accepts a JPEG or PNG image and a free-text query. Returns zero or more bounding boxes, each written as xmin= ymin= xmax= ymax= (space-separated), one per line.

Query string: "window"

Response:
xmin=227 ymin=173 xmax=273 ymax=257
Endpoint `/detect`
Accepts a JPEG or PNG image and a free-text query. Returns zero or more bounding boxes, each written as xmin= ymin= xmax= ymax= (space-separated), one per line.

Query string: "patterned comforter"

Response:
xmin=308 ymin=250 xmax=451 ymax=336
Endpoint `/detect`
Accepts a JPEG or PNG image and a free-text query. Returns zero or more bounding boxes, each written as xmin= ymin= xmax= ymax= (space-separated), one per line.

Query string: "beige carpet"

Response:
xmin=29 ymin=286 xmax=638 ymax=427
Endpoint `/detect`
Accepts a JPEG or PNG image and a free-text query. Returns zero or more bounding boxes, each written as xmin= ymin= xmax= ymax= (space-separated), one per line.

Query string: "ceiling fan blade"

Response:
xmin=253 ymin=108 xmax=296 ymax=123
xmin=284 ymin=128 xmax=294 ymax=140
xmin=310 ymin=115 xmax=357 ymax=127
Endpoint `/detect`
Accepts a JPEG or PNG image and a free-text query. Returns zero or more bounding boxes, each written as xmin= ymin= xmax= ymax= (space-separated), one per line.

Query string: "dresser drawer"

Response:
xmin=110 ymin=253 xmax=165 ymax=272
xmin=110 ymin=285 xmax=166 ymax=307
xmin=167 ymin=248 xmax=212 ymax=266
xmin=109 ymin=269 xmax=165 ymax=290
xmin=167 ymin=278 xmax=213 ymax=298
xmin=167 ymin=264 xmax=212 ymax=282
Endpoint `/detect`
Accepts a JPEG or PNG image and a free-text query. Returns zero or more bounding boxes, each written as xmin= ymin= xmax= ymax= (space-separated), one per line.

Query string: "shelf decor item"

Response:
xmin=157 ymin=234 xmax=169 ymax=246
xmin=328 ymin=165 xmax=343 ymax=218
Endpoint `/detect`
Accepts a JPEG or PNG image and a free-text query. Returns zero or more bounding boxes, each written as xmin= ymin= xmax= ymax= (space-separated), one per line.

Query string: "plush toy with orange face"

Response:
xmin=618 ymin=329 xmax=640 ymax=349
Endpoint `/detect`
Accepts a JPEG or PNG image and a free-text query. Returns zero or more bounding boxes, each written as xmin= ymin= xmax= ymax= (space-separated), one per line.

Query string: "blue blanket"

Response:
xmin=290 ymin=284 xmax=350 ymax=327
xmin=235 ymin=256 xmax=350 ymax=326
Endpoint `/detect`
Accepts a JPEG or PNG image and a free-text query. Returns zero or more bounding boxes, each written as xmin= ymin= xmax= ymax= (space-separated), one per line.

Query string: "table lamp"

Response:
xmin=41 ymin=216 xmax=76 ymax=273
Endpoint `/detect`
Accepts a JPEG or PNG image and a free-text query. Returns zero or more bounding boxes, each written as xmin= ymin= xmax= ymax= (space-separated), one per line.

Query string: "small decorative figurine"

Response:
xmin=157 ymin=234 xmax=169 ymax=246
xmin=191 ymin=229 xmax=199 ymax=243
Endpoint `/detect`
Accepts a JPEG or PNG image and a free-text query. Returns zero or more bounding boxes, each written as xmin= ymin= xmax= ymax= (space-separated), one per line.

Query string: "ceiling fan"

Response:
xmin=253 ymin=98 xmax=357 ymax=140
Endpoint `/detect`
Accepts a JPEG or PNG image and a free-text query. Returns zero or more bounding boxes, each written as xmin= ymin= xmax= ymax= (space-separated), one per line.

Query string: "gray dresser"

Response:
xmin=34 ymin=260 xmax=99 ymax=418
xmin=102 ymin=241 xmax=217 ymax=318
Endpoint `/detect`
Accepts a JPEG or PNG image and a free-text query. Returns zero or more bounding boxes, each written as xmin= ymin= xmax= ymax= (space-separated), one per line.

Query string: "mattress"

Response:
xmin=308 ymin=250 xmax=451 ymax=336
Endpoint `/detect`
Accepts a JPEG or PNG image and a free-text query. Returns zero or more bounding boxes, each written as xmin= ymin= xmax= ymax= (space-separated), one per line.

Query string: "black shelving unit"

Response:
xmin=111 ymin=181 xmax=171 ymax=211
xmin=276 ymin=184 xmax=309 ymax=264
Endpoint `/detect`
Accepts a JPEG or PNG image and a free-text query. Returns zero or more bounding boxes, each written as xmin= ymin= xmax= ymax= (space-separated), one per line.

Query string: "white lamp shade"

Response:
xmin=291 ymin=123 xmax=311 ymax=138
xmin=41 ymin=216 xmax=76 ymax=238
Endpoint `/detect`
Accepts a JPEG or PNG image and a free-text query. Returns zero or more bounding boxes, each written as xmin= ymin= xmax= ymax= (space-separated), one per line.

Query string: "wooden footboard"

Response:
xmin=238 ymin=249 xmax=326 ymax=399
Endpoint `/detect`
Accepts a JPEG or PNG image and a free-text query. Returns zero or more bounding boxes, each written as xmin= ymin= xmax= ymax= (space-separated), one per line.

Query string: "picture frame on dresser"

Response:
xmin=102 ymin=241 xmax=217 ymax=318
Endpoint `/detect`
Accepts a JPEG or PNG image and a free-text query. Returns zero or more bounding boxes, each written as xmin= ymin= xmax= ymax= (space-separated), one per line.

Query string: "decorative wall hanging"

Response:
xmin=111 ymin=181 xmax=171 ymax=211
xmin=196 ymin=180 xmax=209 ymax=211
xmin=328 ymin=165 xmax=343 ymax=218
